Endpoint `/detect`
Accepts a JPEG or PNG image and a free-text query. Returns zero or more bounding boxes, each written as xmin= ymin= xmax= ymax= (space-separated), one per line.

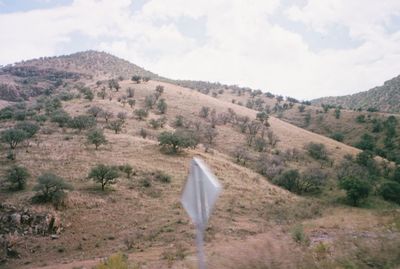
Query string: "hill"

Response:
xmin=312 ymin=75 xmax=400 ymax=113
xmin=0 ymin=51 xmax=399 ymax=269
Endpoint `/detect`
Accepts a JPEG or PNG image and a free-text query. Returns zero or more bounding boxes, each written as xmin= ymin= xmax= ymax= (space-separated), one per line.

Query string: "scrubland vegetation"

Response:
xmin=0 ymin=51 xmax=398 ymax=269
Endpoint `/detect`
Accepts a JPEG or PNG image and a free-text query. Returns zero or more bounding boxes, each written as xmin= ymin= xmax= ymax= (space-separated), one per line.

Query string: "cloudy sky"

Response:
xmin=1 ymin=0 xmax=400 ymax=99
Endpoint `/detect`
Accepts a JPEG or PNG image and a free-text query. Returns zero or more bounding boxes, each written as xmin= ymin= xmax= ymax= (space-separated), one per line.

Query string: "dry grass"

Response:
xmin=1 ymin=79 xmax=398 ymax=269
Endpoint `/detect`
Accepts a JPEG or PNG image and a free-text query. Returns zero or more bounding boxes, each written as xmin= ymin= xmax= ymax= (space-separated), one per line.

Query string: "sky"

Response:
xmin=1 ymin=0 xmax=400 ymax=100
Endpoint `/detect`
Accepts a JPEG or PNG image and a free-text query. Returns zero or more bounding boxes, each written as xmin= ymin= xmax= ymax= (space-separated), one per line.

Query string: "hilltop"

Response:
xmin=312 ymin=75 xmax=400 ymax=113
xmin=0 ymin=51 xmax=399 ymax=269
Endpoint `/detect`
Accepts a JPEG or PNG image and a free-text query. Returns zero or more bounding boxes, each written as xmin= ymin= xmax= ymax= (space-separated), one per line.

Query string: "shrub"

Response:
xmin=356 ymin=114 xmax=366 ymax=123
xmin=254 ymin=137 xmax=268 ymax=152
xmin=232 ymin=146 xmax=250 ymax=165
xmin=88 ymin=164 xmax=119 ymax=191
xmin=330 ymin=132 xmax=344 ymax=142
xmin=256 ymin=155 xmax=285 ymax=179
xmin=298 ymin=105 xmax=306 ymax=113
xmin=300 ymin=167 xmax=328 ymax=194
xmin=173 ymin=115 xmax=185 ymax=127
xmin=339 ymin=177 xmax=371 ymax=206
xmin=355 ymin=133 xmax=375 ymax=151
xmin=131 ymin=75 xmax=141 ymax=83
xmin=51 ymin=110 xmax=71 ymax=127
xmin=273 ymin=169 xmax=300 ymax=193
xmin=392 ymin=166 xmax=400 ymax=183
xmin=139 ymin=128 xmax=148 ymax=138
xmin=0 ymin=128 xmax=27 ymax=149
xmin=15 ymin=121 xmax=40 ymax=138
xmin=379 ymin=181 xmax=400 ymax=204
xmin=5 ymin=165 xmax=30 ymax=191
xmin=334 ymin=108 xmax=341 ymax=119
xmin=118 ymin=164 xmax=134 ymax=178
xmin=32 ymin=173 xmax=73 ymax=207
xmin=68 ymin=115 xmax=96 ymax=132
xmin=94 ymin=252 xmax=131 ymax=269
xmin=33 ymin=114 xmax=48 ymax=122
xmin=199 ymin=106 xmax=210 ymax=118
xmin=0 ymin=106 xmax=14 ymax=120
xmin=107 ymin=120 xmax=124 ymax=134
xmin=127 ymin=99 xmax=135 ymax=108
xmin=87 ymin=106 xmax=103 ymax=118
xmin=157 ymin=98 xmax=167 ymax=114
xmin=158 ymin=130 xmax=197 ymax=154
xmin=306 ymin=142 xmax=328 ymax=160
xmin=87 ymin=129 xmax=107 ymax=149
xmin=134 ymin=109 xmax=148 ymax=120
xmin=154 ymin=171 xmax=171 ymax=183
xmin=13 ymin=110 xmax=27 ymax=121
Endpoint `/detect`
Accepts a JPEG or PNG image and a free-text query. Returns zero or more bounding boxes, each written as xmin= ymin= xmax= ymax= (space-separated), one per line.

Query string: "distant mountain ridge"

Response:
xmin=312 ymin=75 xmax=400 ymax=113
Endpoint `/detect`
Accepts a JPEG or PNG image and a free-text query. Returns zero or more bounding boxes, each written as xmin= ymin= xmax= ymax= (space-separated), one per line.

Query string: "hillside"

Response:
xmin=0 ymin=51 xmax=399 ymax=269
xmin=312 ymin=75 xmax=400 ymax=113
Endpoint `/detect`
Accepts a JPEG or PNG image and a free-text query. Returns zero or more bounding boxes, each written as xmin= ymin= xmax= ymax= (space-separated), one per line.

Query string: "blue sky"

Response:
xmin=0 ymin=0 xmax=400 ymax=99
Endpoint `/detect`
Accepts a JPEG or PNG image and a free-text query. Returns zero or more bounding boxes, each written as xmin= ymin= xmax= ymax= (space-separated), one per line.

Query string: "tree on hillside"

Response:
xmin=334 ymin=108 xmax=341 ymax=119
xmin=339 ymin=177 xmax=371 ymax=206
xmin=298 ymin=105 xmax=306 ymax=113
xmin=157 ymin=99 xmax=167 ymax=114
xmin=87 ymin=129 xmax=107 ymax=149
xmin=87 ymin=106 xmax=104 ymax=118
xmin=199 ymin=106 xmax=210 ymax=118
xmin=15 ymin=121 xmax=40 ymax=138
xmin=88 ymin=164 xmax=119 ymax=191
xmin=202 ymin=124 xmax=218 ymax=147
xmin=158 ymin=131 xmax=197 ymax=154
xmin=128 ymin=99 xmax=136 ymax=108
xmin=134 ymin=109 xmax=148 ymax=120
xmin=32 ymin=173 xmax=73 ymax=207
xmin=131 ymin=75 xmax=141 ymax=84
xmin=306 ymin=142 xmax=328 ymax=160
xmin=51 ymin=110 xmax=71 ymax=127
xmin=1 ymin=128 xmax=27 ymax=150
xmin=355 ymin=133 xmax=375 ymax=151
xmin=107 ymin=120 xmax=124 ymax=134
xmin=68 ymin=115 xmax=96 ymax=133
xmin=5 ymin=165 xmax=30 ymax=191
xmin=99 ymin=110 xmax=114 ymax=123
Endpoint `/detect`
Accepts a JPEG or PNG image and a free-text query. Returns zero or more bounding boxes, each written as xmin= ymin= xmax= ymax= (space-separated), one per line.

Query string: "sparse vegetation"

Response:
xmin=32 ymin=173 xmax=73 ymax=207
xmin=5 ymin=165 xmax=30 ymax=191
xmin=87 ymin=129 xmax=107 ymax=149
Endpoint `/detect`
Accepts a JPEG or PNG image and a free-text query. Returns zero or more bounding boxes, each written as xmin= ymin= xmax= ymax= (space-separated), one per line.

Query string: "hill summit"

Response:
xmin=312 ymin=75 xmax=400 ymax=113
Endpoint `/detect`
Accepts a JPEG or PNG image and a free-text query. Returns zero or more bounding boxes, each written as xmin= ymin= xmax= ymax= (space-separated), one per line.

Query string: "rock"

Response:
xmin=50 ymin=235 xmax=59 ymax=240
xmin=11 ymin=213 xmax=21 ymax=226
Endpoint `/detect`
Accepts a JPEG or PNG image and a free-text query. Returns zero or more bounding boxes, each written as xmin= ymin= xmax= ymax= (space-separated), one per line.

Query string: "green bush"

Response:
xmin=89 ymin=164 xmax=119 ymax=191
xmin=5 ymin=165 xmax=30 ymax=191
xmin=379 ymin=181 xmax=400 ymax=204
xmin=50 ymin=110 xmax=71 ymax=127
xmin=355 ymin=133 xmax=375 ymax=151
xmin=32 ymin=173 xmax=73 ymax=207
xmin=134 ymin=109 xmax=148 ymax=120
xmin=0 ymin=128 xmax=27 ymax=149
xmin=15 ymin=121 xmax=40 ymax=138
xmin=0 ymin=107 xmax=14 ymax=120
xmin=154 ymin=171 xmax=171 ymax=183
xmin=87 ymin=129 xmax=107 ymax=149
xmin=339 ymin=177 xmax=371 ymax=206
xmin=330 ymin=132 xmax=344 ymax=142
xmin=68 ymin=115 xmax=96 ymax=132
xmin=306 ymin=142 xmax=328 ymax=160
xmin=158 ymin=130 xmax=198 ymax=154
xmin=273 ymin=169 xmax=300 ymax=193
xmin=118 ymin=164 xmax=134 ymax=178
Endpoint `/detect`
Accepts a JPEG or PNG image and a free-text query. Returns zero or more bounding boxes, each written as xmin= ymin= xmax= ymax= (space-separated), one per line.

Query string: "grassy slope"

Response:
xmin=2 ymin=79 xmax=398 ymax=269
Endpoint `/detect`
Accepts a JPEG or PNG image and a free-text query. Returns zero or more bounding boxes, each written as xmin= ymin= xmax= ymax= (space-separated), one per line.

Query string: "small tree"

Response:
xmin=0 ymin=128 xmax=27 ymax=149
xmin=334 ymin=108 xmax=341 ymax=119
xmin=232 ymin=146 xmax=250 ymax=165
xmin=355 ymin=133 xmax=375 ymax=151
xmin=157 ymin=99 xmax=167 ymax=114
xmin=51 ymin=110 xmax=71 ymax=127
xmin=68 ymin=115 xmax=96 ymax=133
xmin=339 ymin=177 xmax=371 ymax=206
xmin=32 ymin=173 xmax=73 ymax=206
xmin=107 ymin=120 xmax=124 ymax=134
xmin=134 ymin=109 xmax=148 ymax=120
xmin=330 ymin=132 xmax=344 ymax=142
xmin=126 ymin=88 xmax=135 ymax=98
xmin=298 ymin=105 xmax=306 ymax=113
xmin=5 ymin=165 xmax=30 ymax=190
xmin=158 ymin=131 xmax=195 ymax=154
xmin=202 ymin=124 xmax=218 ymax=146
xmin=306 ymin=142 xmax=328 ymax=160
xmin=118 ymin=164 xmax=134 ymax=178
xmin=199 ymin=106 xmax=210 ymax=118
xmin=87 ymin=129 xmax=107 ymax=149
xmin=131 ymin=75 xmax=141 ymax=84
xmin=88 ymin=164 xmax=119 ymax=191
xmin=15 ymin=121 xmax=40 ymax=138
xmin=117 ymin=112 xmax=127 ymax=122
xmin=99 ymin=110 xmax=114 ymax=123
xmin=144 ymin=95 xmax=155 ymax=110
xmin=128 ymin=99 xmax=136 ymax=108
xmin=273 ymin=169 xmax=300 ymax=193
xmin=97 ymin=88 xmax=107 ymax=99
xmin=380 ymin=181 xmax=400 ymax=204
xmin=87 ymin=106 xmax=103 ymax=118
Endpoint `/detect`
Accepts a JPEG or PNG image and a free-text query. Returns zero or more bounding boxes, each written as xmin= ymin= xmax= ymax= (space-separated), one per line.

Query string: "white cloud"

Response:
xmin=1 ymin=0 xmax=400 ymax=99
